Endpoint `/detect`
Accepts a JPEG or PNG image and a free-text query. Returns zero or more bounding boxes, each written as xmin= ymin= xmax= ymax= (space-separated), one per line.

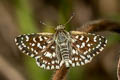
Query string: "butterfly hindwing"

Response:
xmin=70 ymin=31 xmax=107 ymax=66
xmin=35 ymin=42 xmax=60 ymax=70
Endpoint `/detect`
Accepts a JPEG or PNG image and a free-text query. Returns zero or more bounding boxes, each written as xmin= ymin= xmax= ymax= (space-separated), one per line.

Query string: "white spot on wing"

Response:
xmin=18 ymin=45 xmax=23 ymax=50
xmin=25 ymin=35 xmax=29 ymax=41
xmin=33 ymin=37 xmax=36 ymax=42
xmin=80 ymin=35 xmax=84 ymax=41
xmin=47 ymin=40 xmax=52 ymax=43
xmin=35 ymin=56 xmax=40 ymax=60
xmin=80 ymin=55 xmax=85 ymax=59
xmin=21 ymin=43 xmax=25 ymax=47
xmin=99 ymin=38 xmax=102 ymax=41
xmin=39 ymin=36 xmax=43 ymax=41
xmin=86 ymin=37 xmax=89 ymax=42
xmin=65 ymin=61 xmax=70 ymax=67
xmin=76 ymin=45 xmax=80 ymax=48
xmin=27 ymin=46 xmax=30 ymax=49
xmin=21 ymin=37 xmax=24 ymax=40
xmin=34 ymin=50 xmax=38 ymax=54
xmin=52 ymin=52 xmax=56 ymax=57
xmin=16 ymin=43 xmax=19 ymax=45
xmin=87 ymin=44 xmax=91 ymax=47
xmin=56 ymin=65 xmax=60 ymax=69
xmin=22 ymin=50 xmax=26 ymax=53
xmin=37 ymin=43 xmax=42 ymax=49
xmin=43 ymin=45 xmax=46 ymax=49
xmin=51 ymin=46 xmax=55 ymax=49
xmin=46 ymin=66 xmax=50 ymax=69
xmin=75 ymin=57 xmax=78 ymax=61
xmin=105 ymin=40 xmax=107 ymax=43
xmin=30 ymin=54 xmax=34 ymax=57
xmin=36 ymin=61 xmax=40 ymax=67
xmin=72 ymin=39 xmax=76 ymax=43
xmin=15 ymin=38 xmax=17 ymax=42
xmin=81 ymin=62 xmax=84 ymax=65
xmin=76 ymin=62 xmax=80 ymax=66
xmin=85 ymin=59 xmax=90 ymax=63
xmin=44 ymin=36 xmax=48 ymax=40
xmin=40 ymin=64 xmax=45 ymax=68
xmin=93 ymin=36 xmax=97 ymax=42
xmin=72 ymin=63 xmax=75 ymax=67
xmin=88 ymin=48 xmax=91 ymax=52
xmin=32 ymin=43 xmax=35 ymax=46
xmin=68 ymin=60 xmax=72 ymax=64
xmin=87 ymin=55 xmax=91 ymax=58
xmin=72 ymin=49 xmax=76 ymax=54
xmin=75 ymin=35 xmax=79 ymax=39
xmin=51 ymin=65 xmax=54 ymax=69
xmin=51 ymin=61 xmax=55 ymax=64
xmin=45 ymin=52 xmax=52 ymax=58
xmin=99 ymin=47 xmax=104 ymax=51
xmin=96 ymin=52 xmax=99 ymax=54
xmin=81 ymin=42 xmax=85 ymax=48
xmin=83 ymin=51 xmax=88 ymax=55
xmin=60 ymin=61 xmax=64 ymax=67
xmin=31 ymin=48 xmax=34 ymax=51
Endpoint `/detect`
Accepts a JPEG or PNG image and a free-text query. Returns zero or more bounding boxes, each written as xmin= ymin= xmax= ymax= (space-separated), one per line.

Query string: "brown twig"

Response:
xmin=118 ymin=57 xmax=120 ymax=80
xmin=79 ymin=19 xmax=120 ymax=33
xmin=52 ymin=65 xmax=69 ymax=80
xmin=52 ymin=19 xmax=120 ymax=80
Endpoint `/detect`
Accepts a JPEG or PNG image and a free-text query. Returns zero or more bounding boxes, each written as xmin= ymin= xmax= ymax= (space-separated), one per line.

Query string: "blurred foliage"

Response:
xmin=16 ymin=0 xmax=38 ymax=33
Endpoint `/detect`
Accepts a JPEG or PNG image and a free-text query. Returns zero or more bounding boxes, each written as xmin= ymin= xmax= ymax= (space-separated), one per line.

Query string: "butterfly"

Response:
xmin=15 ymin=25 xmax=107 ymax=70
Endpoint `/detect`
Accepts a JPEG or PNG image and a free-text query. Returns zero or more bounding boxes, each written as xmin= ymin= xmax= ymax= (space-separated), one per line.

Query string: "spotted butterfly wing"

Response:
xmin=15 ymin=33 xmax=60 ymax=69
xmin=35 ymin=42 xmax=60 ymax=70
xmin=70 ymin=31 xmax=107 ymax=67
xmin=15 ymin=30 xmax=107 ymax=70
xmin=15 ymin=33 xmax=53 ymax=57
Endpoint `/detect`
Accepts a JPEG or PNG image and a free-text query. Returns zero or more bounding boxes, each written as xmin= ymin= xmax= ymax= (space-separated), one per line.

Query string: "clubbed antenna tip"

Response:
xmin=64 ymin=12 xmax=75 ymax=26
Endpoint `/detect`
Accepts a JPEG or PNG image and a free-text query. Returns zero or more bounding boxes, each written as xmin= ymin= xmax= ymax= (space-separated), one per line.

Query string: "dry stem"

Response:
xmin=52 ymin=65 xmax=69 ymax=80
xmin=118 ymin=57 xmax=120 ymax=80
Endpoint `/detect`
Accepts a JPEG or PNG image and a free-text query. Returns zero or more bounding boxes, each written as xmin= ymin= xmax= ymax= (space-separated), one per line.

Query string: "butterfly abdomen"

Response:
xmin=58 ymin=41 xmax=73 ymax=67
xmin=59 ymin=42 xmax=70 ymax=60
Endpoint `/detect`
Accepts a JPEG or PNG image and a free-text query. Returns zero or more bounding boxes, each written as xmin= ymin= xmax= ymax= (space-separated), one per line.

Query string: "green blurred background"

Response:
xmin=0 ymin=0 xmax=120 ymax=80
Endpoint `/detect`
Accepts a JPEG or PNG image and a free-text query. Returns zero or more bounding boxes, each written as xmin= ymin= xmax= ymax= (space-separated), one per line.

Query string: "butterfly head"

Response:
xmin=54 ymin=25 xmax=69 ymax=43
xmin=55 ymin=25 xmax=65 ymax=31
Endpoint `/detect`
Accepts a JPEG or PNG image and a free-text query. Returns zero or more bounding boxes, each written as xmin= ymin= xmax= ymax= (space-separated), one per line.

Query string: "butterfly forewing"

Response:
xmin=70 ymin=31 xmax=107 ymax=66
xmin=15 ymin=33 xmax=53 ymax=57
xmin=15 ymin=33 xmax=61 ymax=70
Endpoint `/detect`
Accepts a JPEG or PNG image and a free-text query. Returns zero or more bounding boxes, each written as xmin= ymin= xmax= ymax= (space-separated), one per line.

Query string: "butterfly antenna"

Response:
xmin=63 ymin=13 xmax=75 ymax=26
xmin=40 ymin=21 xmax=49 ymax=26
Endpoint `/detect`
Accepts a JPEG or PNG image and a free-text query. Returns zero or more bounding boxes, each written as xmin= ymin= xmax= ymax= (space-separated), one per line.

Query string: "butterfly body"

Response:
xmin=54 ymin=25 xmax=72 ymax=67
xmin=15 ymin=25 xmax=107 ymax=70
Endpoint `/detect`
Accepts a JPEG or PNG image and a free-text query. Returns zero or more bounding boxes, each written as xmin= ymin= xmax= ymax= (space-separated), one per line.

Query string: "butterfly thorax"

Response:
xmin=54 ymin=26 xmax=72 ymax=66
